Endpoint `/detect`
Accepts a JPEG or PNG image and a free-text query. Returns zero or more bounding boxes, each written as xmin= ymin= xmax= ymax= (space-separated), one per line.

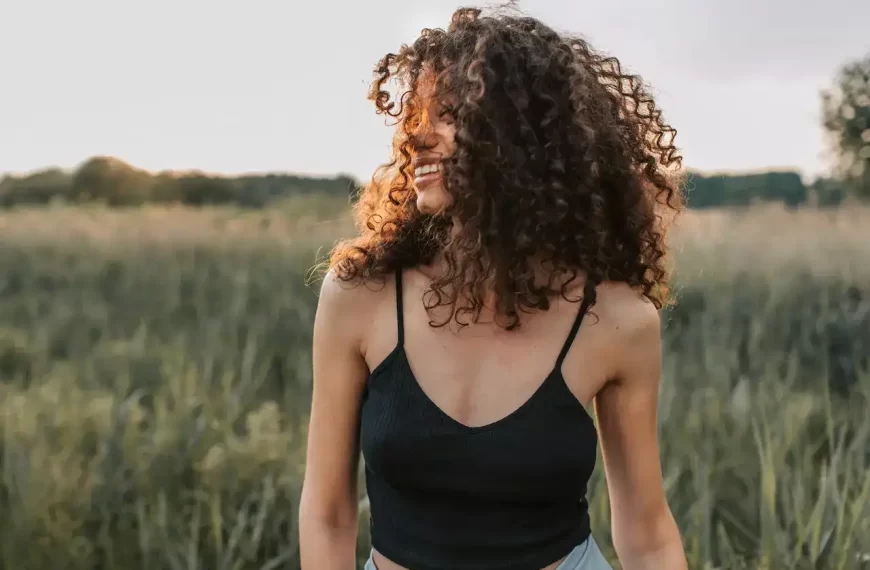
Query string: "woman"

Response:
xmin=300 ymin=6 xmax=688 ymax=570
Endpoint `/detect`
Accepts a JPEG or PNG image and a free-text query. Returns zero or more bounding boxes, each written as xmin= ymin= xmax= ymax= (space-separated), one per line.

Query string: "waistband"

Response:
xmin=363 ymin=535 xmax=611 ymax=570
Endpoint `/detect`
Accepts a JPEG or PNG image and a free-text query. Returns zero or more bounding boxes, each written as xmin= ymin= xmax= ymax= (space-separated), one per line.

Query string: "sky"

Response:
xmin=1 ymin=0 xmax=868 ymax=183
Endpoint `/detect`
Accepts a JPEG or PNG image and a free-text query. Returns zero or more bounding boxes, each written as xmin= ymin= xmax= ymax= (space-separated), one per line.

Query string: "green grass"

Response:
xmin=0 ymin=202 xmax=868 ymax=570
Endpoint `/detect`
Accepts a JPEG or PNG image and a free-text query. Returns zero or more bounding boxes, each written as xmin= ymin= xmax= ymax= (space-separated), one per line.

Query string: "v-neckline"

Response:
xmin=396 ymin=347 xmax=567 ymax=433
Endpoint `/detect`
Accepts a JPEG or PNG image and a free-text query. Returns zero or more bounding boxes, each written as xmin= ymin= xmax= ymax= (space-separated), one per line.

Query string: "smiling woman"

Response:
xmin=300 ymin=5 xmax=688 ymax=570
xmin=404 ymin=75 xmax=457 ymax=215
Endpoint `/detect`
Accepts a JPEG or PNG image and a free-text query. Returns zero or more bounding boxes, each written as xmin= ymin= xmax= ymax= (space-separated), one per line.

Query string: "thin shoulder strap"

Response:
xmin=395 ymin=268 xmax=405 ymax=347
xmin=555 ymin=280 xmax=597 ymax=367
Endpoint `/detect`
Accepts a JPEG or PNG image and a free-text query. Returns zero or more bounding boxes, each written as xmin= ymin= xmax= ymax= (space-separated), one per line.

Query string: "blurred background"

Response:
xmin=0 ymin=1 xmax=868 ymax=569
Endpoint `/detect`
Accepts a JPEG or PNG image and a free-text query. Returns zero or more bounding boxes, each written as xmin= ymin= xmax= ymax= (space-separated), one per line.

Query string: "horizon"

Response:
xmin=0 ymin=154 xmax=819 ymax=185
xmin=2 ymin=0 xmax=868 ymax=183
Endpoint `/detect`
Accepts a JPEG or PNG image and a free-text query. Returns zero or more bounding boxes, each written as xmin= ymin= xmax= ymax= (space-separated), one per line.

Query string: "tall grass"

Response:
xmin=0 ymin=202 xmax=867 ymax=570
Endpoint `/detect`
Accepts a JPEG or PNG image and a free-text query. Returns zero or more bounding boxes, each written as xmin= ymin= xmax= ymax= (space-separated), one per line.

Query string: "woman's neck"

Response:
xmin=420 ymin=253 xmax=578 ymax=312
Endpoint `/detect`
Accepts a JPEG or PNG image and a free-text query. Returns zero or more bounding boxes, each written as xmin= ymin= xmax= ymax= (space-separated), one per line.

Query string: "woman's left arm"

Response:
xmin=594 ymin=293 xmax=687 ymax=570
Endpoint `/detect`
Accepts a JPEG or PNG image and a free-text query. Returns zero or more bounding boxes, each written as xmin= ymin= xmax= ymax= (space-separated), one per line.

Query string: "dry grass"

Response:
xmin=670 ymin=204 xmax=870 ymax=284
xmin=0 ymin=201 xmax=867 ymax=570
xmin=0 ymin=197 xmax=354 ymax=250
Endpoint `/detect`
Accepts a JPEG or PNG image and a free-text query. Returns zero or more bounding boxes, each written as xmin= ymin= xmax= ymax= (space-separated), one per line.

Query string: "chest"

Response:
xmin=366 ymin=306 xmax=595 ymax=429
xmin=360 ymin=351 xmax=599 ymax=501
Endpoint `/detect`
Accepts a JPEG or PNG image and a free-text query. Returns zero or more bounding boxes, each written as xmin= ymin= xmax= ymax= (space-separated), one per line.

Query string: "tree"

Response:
xmin=822 ymin=53 xmax=870 ymax=200
xmin=0 ymin=169 xmax=73 ymax=206
xmin=71 ymin=157 xmax=154 ymax=206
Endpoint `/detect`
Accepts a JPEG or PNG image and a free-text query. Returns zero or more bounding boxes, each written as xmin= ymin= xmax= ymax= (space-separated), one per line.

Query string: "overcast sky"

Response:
xmin=1 ymin=0 xmax=868 ymax=182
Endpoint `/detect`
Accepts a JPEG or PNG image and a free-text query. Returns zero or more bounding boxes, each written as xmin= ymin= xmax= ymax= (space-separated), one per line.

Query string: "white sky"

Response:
xmin=1 ymin=0 xmax=868 ymax=182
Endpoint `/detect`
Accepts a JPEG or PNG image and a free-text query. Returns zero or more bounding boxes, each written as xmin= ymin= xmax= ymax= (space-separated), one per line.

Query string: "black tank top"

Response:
xmin=360 ymin=270 xmax=598 ymax=570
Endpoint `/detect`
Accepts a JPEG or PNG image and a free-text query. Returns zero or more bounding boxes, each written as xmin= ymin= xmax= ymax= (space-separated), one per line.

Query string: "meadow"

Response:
xmin=0 ymin=199 xmax=868 ymax=570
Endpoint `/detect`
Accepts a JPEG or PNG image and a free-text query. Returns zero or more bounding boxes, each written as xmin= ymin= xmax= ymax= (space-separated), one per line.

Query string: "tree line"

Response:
xmin=0 ymin=157 xmax=357 ymax=209
xmin=0 ymin=155 xmax=851 ymax=210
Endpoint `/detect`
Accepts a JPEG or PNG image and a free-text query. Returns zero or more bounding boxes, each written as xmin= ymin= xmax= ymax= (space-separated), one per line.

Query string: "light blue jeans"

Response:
xmin=364 ymin=535 xmax=612 ymax=569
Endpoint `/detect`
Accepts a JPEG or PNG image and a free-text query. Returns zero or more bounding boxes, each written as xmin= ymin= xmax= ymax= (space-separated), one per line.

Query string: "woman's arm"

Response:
xmin=594 ymin=289 xmax=687 ymax=570
xmin=299 ymin=272 xmax=372 ymax=570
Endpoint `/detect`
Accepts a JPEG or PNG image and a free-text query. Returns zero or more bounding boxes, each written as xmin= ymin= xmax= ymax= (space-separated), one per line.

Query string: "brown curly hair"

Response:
xmin=328 ymin=6 xmax=684 ymax=330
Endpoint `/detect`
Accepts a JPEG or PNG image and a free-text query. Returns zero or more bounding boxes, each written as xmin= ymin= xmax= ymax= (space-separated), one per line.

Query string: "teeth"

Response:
xmin=414 ymin=163 xmax=440 ymax=178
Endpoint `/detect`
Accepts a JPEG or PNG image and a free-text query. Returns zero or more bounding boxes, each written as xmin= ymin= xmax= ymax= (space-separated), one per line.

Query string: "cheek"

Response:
xmin=436 ymin=185 xmax=453 ymax=203
xmin=444 ymin=125 xmax=456 ymax=154
xmin=434 ymin=123 xmax=456 ymax=155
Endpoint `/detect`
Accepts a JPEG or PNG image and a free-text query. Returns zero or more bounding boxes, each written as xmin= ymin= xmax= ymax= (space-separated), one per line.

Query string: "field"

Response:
xmin=0 ymin=200 xmax=868 ymax=570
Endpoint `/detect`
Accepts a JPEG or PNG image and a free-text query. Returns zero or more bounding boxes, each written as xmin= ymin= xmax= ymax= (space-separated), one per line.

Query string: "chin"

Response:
xmin=416 ymin=199 xmax=441 ymax=215
xmin=415 ymin=186 xmax=450 ymax=215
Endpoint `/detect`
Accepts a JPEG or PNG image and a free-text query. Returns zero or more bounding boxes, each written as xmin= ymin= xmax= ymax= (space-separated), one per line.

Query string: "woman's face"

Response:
xmin=410 ymin=77 xmax=456 ymax=215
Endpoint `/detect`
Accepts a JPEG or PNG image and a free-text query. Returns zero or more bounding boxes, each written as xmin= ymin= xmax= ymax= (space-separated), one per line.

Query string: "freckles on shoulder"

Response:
xmin=593 ymin=281 xmax=661 ymax=335
xmin=590 ymin=281 xmax=663 ymax=377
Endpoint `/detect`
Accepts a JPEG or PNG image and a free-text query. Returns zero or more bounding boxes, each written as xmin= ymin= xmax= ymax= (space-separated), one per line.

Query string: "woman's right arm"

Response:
xmin=299 ymin=272 xmax=372 ymax=570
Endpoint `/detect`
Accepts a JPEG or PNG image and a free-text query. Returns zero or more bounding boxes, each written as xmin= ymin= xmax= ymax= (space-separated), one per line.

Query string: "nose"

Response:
xmin=409 ymin=125 xmax=439 ymax=153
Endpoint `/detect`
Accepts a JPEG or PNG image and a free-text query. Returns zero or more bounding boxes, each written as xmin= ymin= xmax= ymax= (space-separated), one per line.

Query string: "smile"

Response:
xmin=414 ymin=162 xmax=442 ymax=188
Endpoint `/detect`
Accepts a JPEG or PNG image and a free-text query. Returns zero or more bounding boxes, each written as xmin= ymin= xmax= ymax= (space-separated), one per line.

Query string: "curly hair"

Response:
xmin=328 ymin=6 xmax=684 ymax=330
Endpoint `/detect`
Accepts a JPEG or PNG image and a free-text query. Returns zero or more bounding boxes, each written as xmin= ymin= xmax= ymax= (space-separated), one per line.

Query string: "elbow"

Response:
xmin=298 ymin=485 xmax=359 ymax=535
xmin=612 ymin=502 xmax=684 ymax=563
xmin=298 ymin=487 xmax=360 ymax=569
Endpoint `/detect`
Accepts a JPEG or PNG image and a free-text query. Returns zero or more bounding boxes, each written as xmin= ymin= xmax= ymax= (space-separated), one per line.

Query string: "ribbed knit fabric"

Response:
xmin=359 ymin=269 xmax=599 ymax=570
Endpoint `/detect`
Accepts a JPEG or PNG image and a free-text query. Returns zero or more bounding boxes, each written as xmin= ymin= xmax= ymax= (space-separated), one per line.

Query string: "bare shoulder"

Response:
xmin=318 ymin=267 xmax=390 ymax=312
xmin=592 ymin=281 xmax=661 ymax=337
xmin=316 ymin=268 xmax=394 ymax=351
xmin=591 ymin=281 xmax=662 ymax=382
